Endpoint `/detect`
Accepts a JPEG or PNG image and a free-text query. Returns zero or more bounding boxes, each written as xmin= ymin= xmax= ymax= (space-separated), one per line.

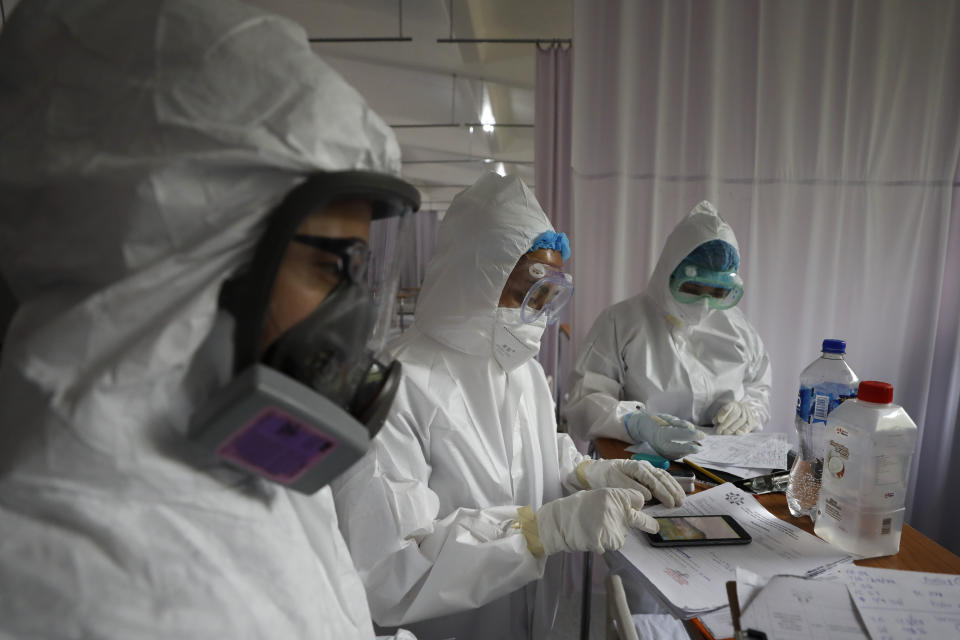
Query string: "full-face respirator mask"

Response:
xmin=190 ymin=171 xmax=420 ymax=493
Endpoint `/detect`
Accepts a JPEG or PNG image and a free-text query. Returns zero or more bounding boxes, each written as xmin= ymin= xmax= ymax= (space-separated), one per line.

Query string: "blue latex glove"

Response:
xmin=624 ymin=410 xmax=704 ymax=460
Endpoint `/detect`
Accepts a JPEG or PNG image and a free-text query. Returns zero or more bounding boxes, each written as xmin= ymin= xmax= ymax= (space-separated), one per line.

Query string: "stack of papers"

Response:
xmin=625 ymin=431 xmax=791 ymax=478
xmin=699 ymin=565 xmax=960 ymax=639
xmin=612 ymin=484 xmax=853 ymax=619
xmin=683 ymin=431 xmax=790 ymax=478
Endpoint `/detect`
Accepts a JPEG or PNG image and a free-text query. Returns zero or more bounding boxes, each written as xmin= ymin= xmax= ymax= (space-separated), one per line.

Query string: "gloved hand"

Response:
xmin=517 ymin=488 xmax=658 ymax=557
xmin=623 ymin=409 xmax=704 ymax=459
xmin=713 ymin=401 xmax=760 ymax=435
xmin=575 ymin=459 xmax=685 ymax=507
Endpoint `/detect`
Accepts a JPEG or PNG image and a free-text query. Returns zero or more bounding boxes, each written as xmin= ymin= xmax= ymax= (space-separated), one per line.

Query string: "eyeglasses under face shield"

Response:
xmin=517 ymin=262 xmax=574 ymax=324
xmin=291 ymin=235 xmax=370 ymax=286
xmin=669 ymin=263 xmax=743 ymax=310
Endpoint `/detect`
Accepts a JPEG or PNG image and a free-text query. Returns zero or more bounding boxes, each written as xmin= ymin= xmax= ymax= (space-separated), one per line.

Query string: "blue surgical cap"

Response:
xmin=683 ymin=240 xmax=739 ymax=272
xmin=528 ymin=230 xmax=571 ymax=262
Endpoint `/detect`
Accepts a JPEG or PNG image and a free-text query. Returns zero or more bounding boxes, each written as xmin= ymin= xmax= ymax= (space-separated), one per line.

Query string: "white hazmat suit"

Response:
xmin=333 ymin=174 xmax=589 ymax=639
xmin=0 ymin=1 xmax=410 ymax=638
xmin=565 ymin=202 xmax=772 ymax=443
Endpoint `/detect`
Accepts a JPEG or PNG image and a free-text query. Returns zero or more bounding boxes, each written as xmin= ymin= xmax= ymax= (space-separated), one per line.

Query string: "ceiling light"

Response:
xmin=480 ymin=90 xmax=496 ymax=133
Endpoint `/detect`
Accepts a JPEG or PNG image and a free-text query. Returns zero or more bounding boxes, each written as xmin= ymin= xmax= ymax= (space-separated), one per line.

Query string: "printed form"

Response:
xmin=613 ymin=484 xmax=853 ymax=617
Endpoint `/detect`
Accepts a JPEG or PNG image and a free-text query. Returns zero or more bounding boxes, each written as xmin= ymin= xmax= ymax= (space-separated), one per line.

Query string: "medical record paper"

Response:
xmin=612 ymin=484 xmax=854 ymax=617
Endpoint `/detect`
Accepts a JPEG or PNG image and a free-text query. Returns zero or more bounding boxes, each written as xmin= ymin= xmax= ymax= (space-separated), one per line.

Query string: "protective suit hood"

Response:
xmin=0 ymin=0 xmax=399 ymax=302
xmin=414 ymin=172 xmax=555 ymax=356
xmin=646 ymin=201 xmax=740 ymax=328
xmin=0 ymin=0 xmax=402 ymax=636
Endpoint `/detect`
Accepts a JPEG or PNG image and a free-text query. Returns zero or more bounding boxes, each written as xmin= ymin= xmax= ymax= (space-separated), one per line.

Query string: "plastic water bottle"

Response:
xmin=814 ymin=381 xmax=918 ymax=558
xmin=786 ymin=339 xmax=859 ymax=519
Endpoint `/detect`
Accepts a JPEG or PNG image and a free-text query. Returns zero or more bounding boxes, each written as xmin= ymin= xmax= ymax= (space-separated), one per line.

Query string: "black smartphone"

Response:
xmin=645 ymin=514 xmax=751 ymax=547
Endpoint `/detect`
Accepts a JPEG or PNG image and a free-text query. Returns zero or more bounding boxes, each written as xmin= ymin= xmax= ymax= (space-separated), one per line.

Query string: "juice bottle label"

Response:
xmin=797 ymin=382 xmax=857 ymax=424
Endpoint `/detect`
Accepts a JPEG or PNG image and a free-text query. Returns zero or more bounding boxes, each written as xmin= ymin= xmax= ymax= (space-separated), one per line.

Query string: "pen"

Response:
xmin=726 ymin=581 xmax=742 ymax=637
xmin=682 ymin=458 xmax=727 ymax=485
xmin=726 ymin=580 xmax=768 ymax=640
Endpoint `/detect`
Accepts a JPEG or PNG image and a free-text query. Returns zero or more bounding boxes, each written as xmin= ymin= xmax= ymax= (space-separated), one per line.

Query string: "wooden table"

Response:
xmin=594 ymin=437 xmax=960 ymax=638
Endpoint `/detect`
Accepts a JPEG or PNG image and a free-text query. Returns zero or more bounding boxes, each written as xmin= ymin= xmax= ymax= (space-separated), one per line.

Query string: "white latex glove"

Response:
xmin=575 ymin=459 xmax=685 ymax=507
xmin=517 ymin=488 xmax=658 ymax=556
xmin=623 ymin=410 xmax=704 ymax=459
xmin=713 ymin=401 xmax=760 ymax=435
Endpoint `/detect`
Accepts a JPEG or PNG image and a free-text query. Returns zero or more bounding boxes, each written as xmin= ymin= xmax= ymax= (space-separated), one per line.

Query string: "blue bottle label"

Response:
xmin=797 ymin=382 xmax=857 ymax=424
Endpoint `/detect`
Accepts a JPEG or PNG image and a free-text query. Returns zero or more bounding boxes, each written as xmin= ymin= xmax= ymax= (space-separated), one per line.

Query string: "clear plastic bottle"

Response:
xmin=814 ymin=381 xmax=918 ymax=558
xmin=786 ymin=339 xmax=859 ymax=519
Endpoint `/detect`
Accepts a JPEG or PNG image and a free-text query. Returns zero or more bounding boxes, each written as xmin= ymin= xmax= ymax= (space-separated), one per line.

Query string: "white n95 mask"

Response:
xmin=493 ymin=306 xmax=547 ymax=371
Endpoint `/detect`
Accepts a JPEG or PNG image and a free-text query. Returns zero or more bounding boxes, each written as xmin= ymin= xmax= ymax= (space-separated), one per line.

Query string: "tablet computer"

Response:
xmin=645 ymin=514 xmax=751 ymax=547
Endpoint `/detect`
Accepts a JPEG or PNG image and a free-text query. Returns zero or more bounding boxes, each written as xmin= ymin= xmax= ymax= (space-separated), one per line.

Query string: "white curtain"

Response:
xmin=398 ymin=209 xmax=440 ymax=291
xmin=535 ymin=44 xmax=574 ymax=410
xmin=571 ymin=0 xmax=960 ymax=552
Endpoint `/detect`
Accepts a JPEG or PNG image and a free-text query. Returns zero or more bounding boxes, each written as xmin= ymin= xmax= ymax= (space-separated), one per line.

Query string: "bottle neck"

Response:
xmin=821 ymin=352 xmax=845 ymax=360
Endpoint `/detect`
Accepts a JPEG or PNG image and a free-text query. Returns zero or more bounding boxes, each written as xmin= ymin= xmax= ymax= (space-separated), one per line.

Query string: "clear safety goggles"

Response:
xmin=669 ymin=264 xmax=743 ymax=310
xmin=519 ymin=262 xmax=574 ymax=325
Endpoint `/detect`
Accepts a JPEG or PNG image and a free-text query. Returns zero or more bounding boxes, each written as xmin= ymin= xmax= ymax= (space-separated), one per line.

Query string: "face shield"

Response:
xmin=191 ymin=171 xmax=420 ymax=493
xmin=501 ymin=258 xmax=574 ymax=325
xmin=669 ymin=262 xmax=744 ymax=310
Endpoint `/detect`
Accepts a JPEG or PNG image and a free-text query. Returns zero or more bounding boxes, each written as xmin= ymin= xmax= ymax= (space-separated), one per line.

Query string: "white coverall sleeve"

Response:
xmin=332 ymin=406 xmax=546 ymax=627
xmin=557 ymin=433 xmax=589 ymax=492
xmin=563 ymin=310 xmax=640 ymax=442
xmin=740 ymin=330 xmax=773 ymax=429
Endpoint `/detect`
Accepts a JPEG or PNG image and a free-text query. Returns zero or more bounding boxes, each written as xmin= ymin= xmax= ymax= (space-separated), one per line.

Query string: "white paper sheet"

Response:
xmin=630 ymin=613 xmax=689 ymax=640
xmin=699 ymin=567 xmax=869 ymax=639
xmin=684 ymin=433 xmax=790 ymax=470
xmin=740 ymin=574 xmax=869 ymax=638
xmin=697 ymin=568 xmax=769 ymax=639
xmin=624 ymin=442 xmax=774 ymax=479
xmin=839 ymin=565 xmax=960 ymax=640
xmin=613 ymin=485 xmax=853 ymax=617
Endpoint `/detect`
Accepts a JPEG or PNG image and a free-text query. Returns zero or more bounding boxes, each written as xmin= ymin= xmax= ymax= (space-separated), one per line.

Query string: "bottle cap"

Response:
xmin=821 ymin=339 xmax=846 ymax=354
xmin=858 ymin=381 xmax=893 ymax=404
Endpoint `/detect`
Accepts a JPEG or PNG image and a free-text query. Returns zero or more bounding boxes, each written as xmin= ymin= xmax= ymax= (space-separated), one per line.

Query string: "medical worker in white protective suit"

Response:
xmin=0 ymin=1 xmax=421 ymax=638
xmin=565 ymin=201 xmax=772 ymax=458
xmin=332 ymin=173 xmax=686 ymax=640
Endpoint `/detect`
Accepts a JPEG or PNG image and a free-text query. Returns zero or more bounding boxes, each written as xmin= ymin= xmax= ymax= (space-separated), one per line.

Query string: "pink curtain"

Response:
xmin=535 ymin=43 xmax=574 ymax=411
xmin=571 ymin=0 xmax=960 ymax=552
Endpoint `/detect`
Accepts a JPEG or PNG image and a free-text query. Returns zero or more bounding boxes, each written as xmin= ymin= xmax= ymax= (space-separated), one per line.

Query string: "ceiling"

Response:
xmin=0 ymin=0 xmax=572 ymax=212
xmin=246 ymin=0 xmax=573 ymax=212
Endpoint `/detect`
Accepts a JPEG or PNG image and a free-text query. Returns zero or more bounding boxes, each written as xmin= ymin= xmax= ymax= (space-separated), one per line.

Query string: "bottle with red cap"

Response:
xmin=813 ymin=381 xmax=918 ymax=558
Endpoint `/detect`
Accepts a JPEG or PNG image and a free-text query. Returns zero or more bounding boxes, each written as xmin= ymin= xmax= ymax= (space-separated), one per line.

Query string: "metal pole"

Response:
xmin=581 ymin=441 xmax=601 ymax=640
xmin=390 ymin=123 xmax=533 ymax=129
xmin=398 ymin=0 xmax=403 ymax=39
xmin=436 ymin=38 xmax=572 ymax=44
xmin=308 ymin=37 xmax=413 ymax=42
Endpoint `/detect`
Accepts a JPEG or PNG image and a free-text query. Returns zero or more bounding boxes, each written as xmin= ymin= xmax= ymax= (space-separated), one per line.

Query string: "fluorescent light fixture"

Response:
xmin=495 ymin=162 xmax=507 ymax=176
xmin=480 ymin=90 xmax=496 ymax=133
xmin=484 ymin=158 xmax=494 ymax=164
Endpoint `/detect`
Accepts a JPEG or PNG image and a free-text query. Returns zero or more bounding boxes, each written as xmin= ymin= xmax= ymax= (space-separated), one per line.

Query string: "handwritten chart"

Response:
xmin=840 ymin=566 xmax=960 ymax=640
